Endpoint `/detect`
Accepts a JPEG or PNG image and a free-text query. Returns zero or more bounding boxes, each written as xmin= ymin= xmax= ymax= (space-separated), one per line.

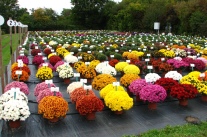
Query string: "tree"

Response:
xmin=189 ymin=10 xmax=207 ymax=35
xmin=31 ymin=8 xmax=59 ymax=30
xmin=0 ymin=0 xmax=19 ymax=33
xmin=70 ymin=0 xmax=109 ymax=29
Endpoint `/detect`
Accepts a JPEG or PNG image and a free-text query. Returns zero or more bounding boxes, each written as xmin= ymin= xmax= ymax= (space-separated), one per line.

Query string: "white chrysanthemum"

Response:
xmin=59 ymin=69 xmax=74 ymax=79
xmin=67 ymin=82 xmax=84 ymax=94
xmin=64 ymin=55 xmax=78 ymax=63
xmin=145 ymin=73 xmax=161 ymax=83
xmin=165 ymin=71 xmax=182 ymax=81
xmin=0 ymin=100 xmax=30 ymax=121
xmin=0 ymin=89 xmax=28 ymax=103
xmin=101 ymin=66 xmax=117 ymax=76
xmin=49 ymin=40 xmax=57 ymax=46
xmin=56 ymin=63 xmax=72 ymax=73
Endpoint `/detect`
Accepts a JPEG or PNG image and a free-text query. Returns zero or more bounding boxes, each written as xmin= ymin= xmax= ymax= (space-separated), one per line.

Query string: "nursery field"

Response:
xmin=1 ymin=31 xmax=207 ymax=137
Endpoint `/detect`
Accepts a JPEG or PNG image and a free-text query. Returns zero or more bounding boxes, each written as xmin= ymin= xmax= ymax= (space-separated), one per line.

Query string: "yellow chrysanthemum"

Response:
xmin=104 ymin=90 xmax=133 ymax=111
xmin=100 ymin=84 xmax=125 ymax=99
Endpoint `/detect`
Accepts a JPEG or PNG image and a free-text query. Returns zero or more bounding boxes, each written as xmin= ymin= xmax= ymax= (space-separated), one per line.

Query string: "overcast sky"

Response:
xmin=18 ymin=0 xmax=122 ymax=15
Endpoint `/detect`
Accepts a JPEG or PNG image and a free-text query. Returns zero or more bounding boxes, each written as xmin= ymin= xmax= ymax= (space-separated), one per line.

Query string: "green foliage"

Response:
xmin=70 ymin=47 xmax=79 ymax=54
xmin=189 ymin=10 xmax=207 ymax=35
xmin=114 ymin=53 xmax=122 ymax=60
xmin=96 ymin=53 xmax=107 ymax=61
xmin=123 ymin=122 xmax=207 ymax=137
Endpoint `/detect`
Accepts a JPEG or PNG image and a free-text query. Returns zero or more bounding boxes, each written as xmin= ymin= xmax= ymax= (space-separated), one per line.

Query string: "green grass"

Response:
xmin=1 ymin=33 xmax=21 ymax=67
xmin=123 ymin=122 xmax=207 ymax=137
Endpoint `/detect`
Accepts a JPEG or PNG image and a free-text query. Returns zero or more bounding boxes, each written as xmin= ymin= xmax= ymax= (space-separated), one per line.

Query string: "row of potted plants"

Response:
xmin=0 ymin=81 xmax=30 ymax=128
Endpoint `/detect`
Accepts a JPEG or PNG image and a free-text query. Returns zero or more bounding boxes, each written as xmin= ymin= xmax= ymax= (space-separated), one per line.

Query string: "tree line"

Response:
xmin=1 ymin=0 xmax=207 ymax=36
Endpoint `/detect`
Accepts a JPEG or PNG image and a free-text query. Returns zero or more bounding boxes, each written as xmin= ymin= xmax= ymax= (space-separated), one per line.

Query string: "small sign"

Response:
xmin=51 ymin=87 xmax=55 ymax=92
xmin=13 ymin=20 xmax=18 ymax=26
xmin=113 ymin=82 xmax=120 ymax=86
xmin=190 ymin=64 xmax=195 ymax=67
xmin=43 ymin=63 xmax=48 ymax=67
xmin=147 ymin=54 xmax=151 ymax=57
xmin=110 ymin=55 xmax=114 ymax=58
xmin=70 ymin=52 xmax=74 ymax=55
xmin=126 ymin=60 xmax=130 ymax=63
xmin=55 ymin=87 xmax=59 ymax=92
xmin=87 ymin=51 xmax=91 ymax=54
xmin=80 ymin=79 xmax=87 ymax=83
xmin=45 ymin=79 xmax=53 ymax=84
xmin=78 ymin=49 xmax=82 ymax=51
xmin=42 ymin=57 xmax=47 ymax=60
xmin=7 ymin=19 xmax=14 ymax=26
xmin=84 ymin=85 xmax=92 ymax=90
xmin=78 ymin=56 xmax=82 ymax=59
xmin=143 ymin=49 xmax=146 ymax=51
xmin=85 ymin=62 xmax=90 ymax=65
xmin=99 ymin=50 xmax=103 ymax=53
xmin=200 ymin=73 xmax=205 ymax=78
xmin=20 ymin=53 xmax=24 ymax=56
xmin=15 ymin=70 xmax=22 ymax=75
xmin=115 ymin=50 xmax=119 ymax=52
xmin=18 ymin=62 xmax=23 ymax=67
xmin=38 ymin=53 xmax=42 ymax=55
xmin=17 ymin=22 xmax=22 ymax=27
xmin=161 ymin=58 xmax=165 ymax=61
xmin=74 ymin=73 xmax=80 ymax=77
xmin=0 ymin=15 xmax=5 ymax=26
xmin=145 ymin=59 xmax=150 ymax=62
xmin=147 ymin=66 xmax=153 ymax=69
xmin=154 ymin=22 xmax=160 ymax=30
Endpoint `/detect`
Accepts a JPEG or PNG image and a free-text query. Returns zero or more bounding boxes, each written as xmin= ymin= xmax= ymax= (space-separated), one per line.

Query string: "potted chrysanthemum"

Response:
xmin=120 ymin=74 xmax=140 ymax=96
xmin=37 ymin=88 xmax=63 ymax=103
xmin=32 ymin=55 xmax=44 ymax=67
xmin=170 ymin=83 xmax=198 ymax=106
xmin=145 ymin=73 xmax=161 ymax=83
xmin=49 ymin=55 xmax=62 ymax=66
xmin=100 ymin=84 xmax=125 ymax=99
xmin=4 ymin=81 xmax=29 ymax=95
xmin=36 ymin=66 xmax=53 ymax=81
xmin=115 ymin=62 xmax=129 ymax=75
xmin=164 ymin=71 xmax=182 ymax=81
xmin=0 ymin=89 xmax=30 ymax=128
xmin=128 ymin=79 xmax=148 ymax=101
xmin=92 ymin=74 xmax=117 ymax=90
xmin=155 ymin=78 xmax=179 ymax=97
xmin=123 ymin=64 xmax=140 ymax=75
xmin=104 ymin=90 xmax=133 ymax=114
xmin=38 ymin=96 xmax=69 ymax=123
xmin=76 ymin=94 xmax=104 ymax=120
xmin=139 ymin=84 xmax=167 ymax=110
xmin=95 ymin=62 xmax=117 ymax=76
xmin=34 ymin=81 xmax=56 ymax=96
xmin=57 ymin=65 xmax=74 ymax=84
xmin=70 ymin=87 xmax=95 ymax=103
xmin=66 ymin=82 xmax=85 ymax=94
